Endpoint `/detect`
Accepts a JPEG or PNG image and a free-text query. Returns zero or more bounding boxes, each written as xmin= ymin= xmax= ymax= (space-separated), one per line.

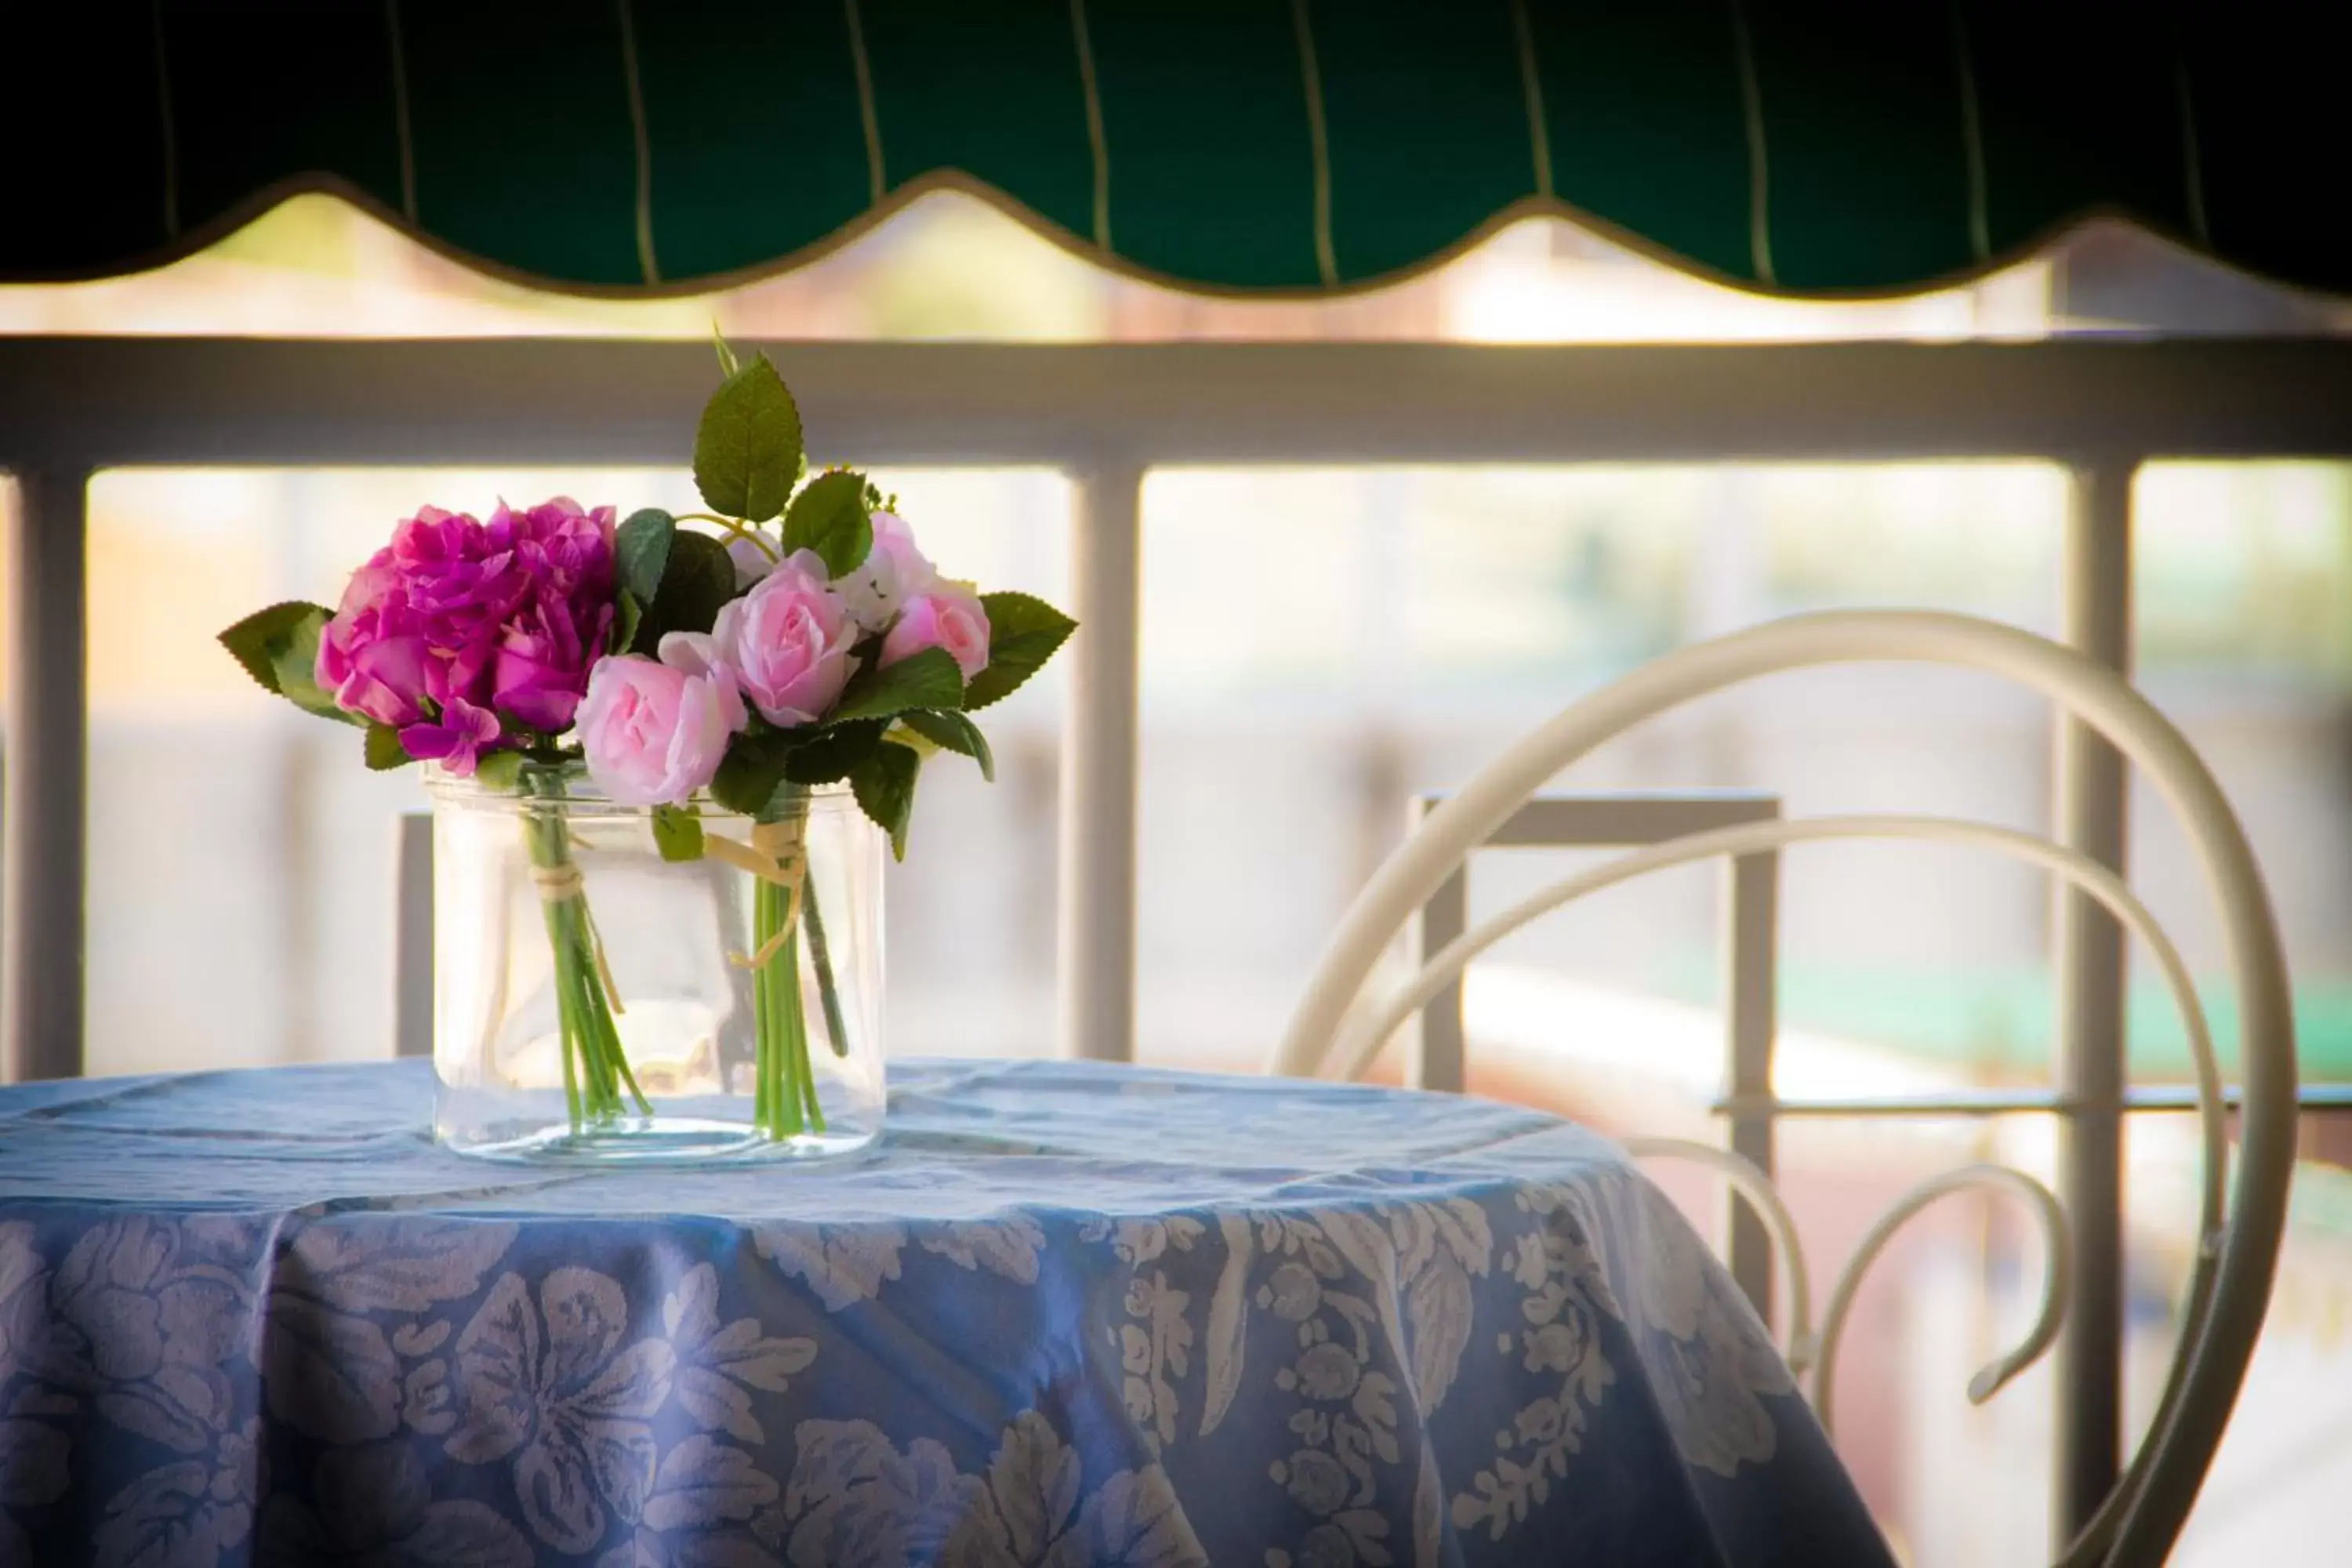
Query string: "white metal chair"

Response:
xmin=1271 ymin=608 xmax=2297 ymax=1568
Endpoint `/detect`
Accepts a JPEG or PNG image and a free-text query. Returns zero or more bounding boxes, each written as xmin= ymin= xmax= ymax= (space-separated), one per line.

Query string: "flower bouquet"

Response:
xmin=220 ymin=340 xmax=1074 ymax=1161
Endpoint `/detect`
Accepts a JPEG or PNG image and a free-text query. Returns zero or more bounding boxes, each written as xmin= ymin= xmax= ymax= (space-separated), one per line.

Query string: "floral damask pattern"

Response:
xmin=780 ymin=1412 xmax=1205 ymax=1568
xmin=0 ymin=1060 xmax=1865 ymax=1566
xmin=445 ymin=1268 xmax=680 ymax=1552
xmin=1450 ymin=1166 xmax=1796 ymax=1544
xmin=1571 ymin=1167 xmax=1795 ymax=1479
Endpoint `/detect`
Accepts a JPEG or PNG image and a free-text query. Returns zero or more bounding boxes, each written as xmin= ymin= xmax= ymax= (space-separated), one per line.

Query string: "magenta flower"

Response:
xmin=485 ymin=499 xmax=616 ymax=734
xmin=316 ymin=497 xmax=620 ymax=763
xmin=400 ymin=695 xmax=504 ymax=778
xmin=315 ymin=557 xmax=434 ymax=727
xmin=385 ymin=506 xmax=527 ymax=709
xmin=316 ymin=505 xmax=525 ymax=724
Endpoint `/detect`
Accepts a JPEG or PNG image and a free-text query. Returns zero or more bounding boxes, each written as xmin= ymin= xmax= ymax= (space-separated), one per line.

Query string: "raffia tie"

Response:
xmin=707 ymin=818 xmax=808 ymax=971
xmin=529 ymin=861 xmax=625 ymax=1015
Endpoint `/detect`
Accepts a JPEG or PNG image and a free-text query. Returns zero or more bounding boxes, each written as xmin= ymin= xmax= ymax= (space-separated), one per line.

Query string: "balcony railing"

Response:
xmin=5 ymin=333 xmax=2352 ymax=1540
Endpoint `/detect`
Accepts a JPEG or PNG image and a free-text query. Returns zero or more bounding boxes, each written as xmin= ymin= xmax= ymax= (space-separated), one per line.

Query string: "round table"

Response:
xmin=0 ymin=1059 xmax=1890 ymax=1566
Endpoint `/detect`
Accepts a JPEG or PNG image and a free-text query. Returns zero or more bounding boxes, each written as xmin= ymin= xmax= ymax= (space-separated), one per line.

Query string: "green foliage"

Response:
xmin=710 ymin=738 xmax=789 ymax=817
xmin=615 ymin=508 xmax=676 ymax=605
xmin=218 ymin=600 xmax=356 ymax=725
xmin=711 ymin=324 xmax=740 ymax=378
xmin=609 ymin=588 xmax=642 ymax=656
xmin=219 ymin=601 xmax=318 ymax=693
xmin=268 ymin=612 xmax=353 ymax=724
xmin=782 ymin=719 xmax=885 ymax=785
xmin=850 ymin=741 xmax=921 ymax=860
xmin=961 ymin=592 xmax=1077 ymax=710
xmin=474 ymin=752 xmax=524 ymax=791
xmin=694 ymin=354 xmax=802 ymax=522
xmin=633 ymin=531 xmax=735 ymax=650
xmin=829 ymin=646 xmax=963 ymax=724
xmin=652 ymin=803 xmax=705 ymax=862
xmin=782 ymin=469 xmax=873 ymax=579
xmin=897 ymin=708 xmax=995 ymax=782
xmin=363 ymin=723 xmax=410 ymax=771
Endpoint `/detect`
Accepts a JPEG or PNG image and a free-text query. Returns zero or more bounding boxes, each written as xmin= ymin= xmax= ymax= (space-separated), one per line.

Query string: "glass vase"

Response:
xmin=427 ymin=765 xmax=885 ymax=1163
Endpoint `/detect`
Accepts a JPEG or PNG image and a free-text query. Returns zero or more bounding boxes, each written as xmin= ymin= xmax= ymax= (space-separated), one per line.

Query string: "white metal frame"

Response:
xmin=5 ymin=335 xmax=2352 ymax=1537
xmin=1273 ymin=608 xmax=2298 ymax=1568
xmin=1410 ymin=790 xmax=1781 ymax=1314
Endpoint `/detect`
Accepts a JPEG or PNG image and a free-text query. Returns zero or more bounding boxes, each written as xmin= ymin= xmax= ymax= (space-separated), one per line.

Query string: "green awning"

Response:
xmin=6 ymin=3 xmax=2345 ymax=299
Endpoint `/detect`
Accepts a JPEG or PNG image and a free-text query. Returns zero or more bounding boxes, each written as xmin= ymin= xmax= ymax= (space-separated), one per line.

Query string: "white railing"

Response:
xmin=5 ymin=334 xmax=2352 ymax=1539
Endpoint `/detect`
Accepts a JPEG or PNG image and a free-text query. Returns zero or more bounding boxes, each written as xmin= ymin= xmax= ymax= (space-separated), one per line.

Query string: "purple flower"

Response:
xmin=400 ymin=695 xmax=504 ymax=778
xmin=315 ymin=557 xmax=433 ymax=727
xmin=316 ymin=498 xmax=619 ymax=751
xmin=485 ymin=498 xmax=616 ymax=734
xmin=386 ymin=506 xmax=527 ymax=708
xmin=316 ymin=505 xmax=524 ymax=724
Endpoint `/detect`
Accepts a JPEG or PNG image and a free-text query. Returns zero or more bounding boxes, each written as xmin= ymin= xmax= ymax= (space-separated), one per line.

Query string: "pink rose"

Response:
xmin=727 ymin=534 xmax=775 ymax=590
xmin=577 ymin=635 xmax=749 ymax=807
xmin=400 ymin=695 xmax=503 ymax=778
xmin=710 ymin=550 xmax=858 ymax=727
xmin=838 ymin=511 xmax=938 ymax=633
xmin=880 ymin=586 xmax=990 ymax=682
xmin=654 ymin=631 xmax=748 ymax=733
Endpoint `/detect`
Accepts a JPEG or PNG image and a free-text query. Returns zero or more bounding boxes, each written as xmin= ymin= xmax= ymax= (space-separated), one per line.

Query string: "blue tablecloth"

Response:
xmin=0 ymin=1060 xmax=1891 ymax=1567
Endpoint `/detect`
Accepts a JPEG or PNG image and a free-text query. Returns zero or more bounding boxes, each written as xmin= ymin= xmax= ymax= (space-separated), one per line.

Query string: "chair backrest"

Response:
xmin=1406 ymin=789 xmax=1783 ymax=1319
xmin=1271 ymin=608 xmax=2296 ymax=1568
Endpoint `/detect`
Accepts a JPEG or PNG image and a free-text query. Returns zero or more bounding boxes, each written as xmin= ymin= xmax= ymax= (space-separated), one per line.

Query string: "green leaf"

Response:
xmin=850 ymin=741 xmax=921 ymax=860
xmin=829 ymin=646 xmax=963 ymax=724
xmin=710 ymin=737 xmax=789 ymax=817
xmin=615 ymin=508 xmax=675 ymax=605
xmin=652 ymin=803 xmax=706 ymax=862
xmin=609 ymin=588 xmax=642 ymax=656
xmin=474 ymin=752 xmax=524 ymax=791
xmin=694 ymin=354 xmax=802 ymax=522
xmin=781 ymin=469 xmax=873 ymax=579
xmin=363 ymin=722 xmax=412 ymax=771
xmin=711 ymin=324 xmax=740 ymax=378
xmin=782 ymin=718 xmax=885 ymax=785
xmin=961 ymin=592 xmax=1078 ymax=710
xmin=634 ymin=531 xmax=735 ymax=650
xmin=267 ymin=609 xmax=358 ymax=725
xmin=219 ymin=600 xmax=325 ymax=695
xmin=898 ymin=708 xmax=995 ymax=782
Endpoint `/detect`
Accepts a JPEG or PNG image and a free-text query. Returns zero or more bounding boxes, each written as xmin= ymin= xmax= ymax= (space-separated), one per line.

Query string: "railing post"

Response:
xmin=2 ymin=466 xmax=89 ymax=1082
xmin=1058 ymin=459 xmax=1144 ymax=1062
xmin=2054 ymin=458 xmax=2136 ymax=1541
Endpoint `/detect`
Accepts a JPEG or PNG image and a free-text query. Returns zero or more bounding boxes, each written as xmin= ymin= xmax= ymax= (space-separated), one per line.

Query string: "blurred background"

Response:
xmin=4 ymin=191 xmax=2349 ymax=1564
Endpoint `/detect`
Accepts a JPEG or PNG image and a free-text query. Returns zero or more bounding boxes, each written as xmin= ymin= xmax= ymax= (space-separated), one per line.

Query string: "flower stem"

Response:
xmin=674 ymin=511 xmax=779 ymax=561
xmin=800 ymin=881 xmax=855 ymax=1061
xmin=521 ymin=771 xmax=645 ymax=1133
xmin=750 ymin=819 xmax=821 ymax=1142
xmin=556 ymin=942 xmax=583 ymax=1130
xmin=751 ymin=949 xmax=772 ymax=1130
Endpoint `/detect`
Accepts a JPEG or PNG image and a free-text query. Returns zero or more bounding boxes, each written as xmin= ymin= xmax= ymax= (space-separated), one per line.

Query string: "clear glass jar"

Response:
xmin=427 ymin=765 xmax=884 ymax=1163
